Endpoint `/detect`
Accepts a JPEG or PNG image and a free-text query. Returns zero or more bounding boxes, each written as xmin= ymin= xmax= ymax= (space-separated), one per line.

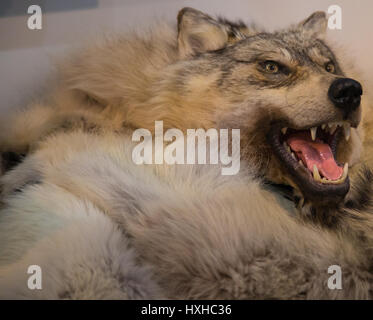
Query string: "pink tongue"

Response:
xmin=287 ymin=132 xmax=343 ymax=181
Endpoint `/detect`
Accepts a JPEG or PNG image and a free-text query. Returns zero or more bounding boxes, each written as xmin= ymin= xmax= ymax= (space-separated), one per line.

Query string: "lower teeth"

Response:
xmin=312 ymin=163 xmax=348 ymax=184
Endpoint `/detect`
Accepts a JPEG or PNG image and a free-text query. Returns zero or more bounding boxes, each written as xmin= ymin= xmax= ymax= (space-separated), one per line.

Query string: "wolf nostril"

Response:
xmin=328 ymin=78 xmax=363 ymax=114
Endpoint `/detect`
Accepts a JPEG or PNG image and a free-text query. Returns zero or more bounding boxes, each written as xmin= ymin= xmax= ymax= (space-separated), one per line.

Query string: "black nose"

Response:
xmin=328 ymin=78 xmax=362 ymax=115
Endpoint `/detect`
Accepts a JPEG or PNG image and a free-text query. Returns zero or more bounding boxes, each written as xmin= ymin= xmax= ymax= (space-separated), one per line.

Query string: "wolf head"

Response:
xmin=134 ymin=8 xmax=363 ymax=206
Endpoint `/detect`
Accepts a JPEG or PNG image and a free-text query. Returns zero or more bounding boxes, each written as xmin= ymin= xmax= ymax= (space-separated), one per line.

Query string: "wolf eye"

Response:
xmin=325 ymin=62 xmax=336 ymax=73
xmin=262 ymin=61 xmax=280 ymax=73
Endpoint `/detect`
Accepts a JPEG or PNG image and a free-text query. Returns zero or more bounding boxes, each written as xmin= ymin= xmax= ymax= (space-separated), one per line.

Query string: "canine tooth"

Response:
xmin=342 ymin=162 xmax=348 ymax=179
xmin=299 ymin=160 xmax=303 ymax=166
xmin=343 ymin=123 xmax=351 ymax=141
xmin=313 ymin=165 xmax=321 ymax=181
xmin=281 ymin=127 xmax=288 ymax=135
xmin=310 ymin=127 xmax=317 ymax=141
xmin=291 ymin=152 xmax=296 ymax=160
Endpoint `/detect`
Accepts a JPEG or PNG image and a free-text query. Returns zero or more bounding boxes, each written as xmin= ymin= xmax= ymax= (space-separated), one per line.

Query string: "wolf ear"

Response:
xmin=177 ymin=7 xmax=228 ymax=58
xmin=298 ymin=11 xmax=327 ymax=38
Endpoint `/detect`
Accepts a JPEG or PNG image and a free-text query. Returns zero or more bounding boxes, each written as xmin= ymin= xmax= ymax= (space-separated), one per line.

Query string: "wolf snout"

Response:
xmin=328 ymin=78 xmax=363 ymax=116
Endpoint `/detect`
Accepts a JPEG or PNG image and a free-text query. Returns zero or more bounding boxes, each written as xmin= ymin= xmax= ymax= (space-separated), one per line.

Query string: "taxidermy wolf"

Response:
xmin=0 ymin=8 xmax=372 ymax=299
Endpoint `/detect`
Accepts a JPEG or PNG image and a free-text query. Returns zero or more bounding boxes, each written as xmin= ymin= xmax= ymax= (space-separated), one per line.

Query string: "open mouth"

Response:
xmin=269 ymin=122 xmax=351 ymax=204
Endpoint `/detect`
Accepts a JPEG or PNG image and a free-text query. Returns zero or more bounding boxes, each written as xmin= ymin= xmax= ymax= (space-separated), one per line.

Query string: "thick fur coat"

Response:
xmin=0 ymin=8 xmax=372 ymax=299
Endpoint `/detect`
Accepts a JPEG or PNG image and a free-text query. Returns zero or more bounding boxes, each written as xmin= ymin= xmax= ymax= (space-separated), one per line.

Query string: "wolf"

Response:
xmin=0 ymin=8 xmax=372 ymax=299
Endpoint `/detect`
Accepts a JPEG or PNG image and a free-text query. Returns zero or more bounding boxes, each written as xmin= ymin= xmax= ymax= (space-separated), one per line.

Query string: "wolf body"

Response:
xmin=0 ymin=8 xmax=372 ymax=299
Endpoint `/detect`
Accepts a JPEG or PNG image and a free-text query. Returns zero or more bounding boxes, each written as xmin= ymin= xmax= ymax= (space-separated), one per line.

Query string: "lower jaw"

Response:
xmin=285 ymin=165 xmax=350 ymax=206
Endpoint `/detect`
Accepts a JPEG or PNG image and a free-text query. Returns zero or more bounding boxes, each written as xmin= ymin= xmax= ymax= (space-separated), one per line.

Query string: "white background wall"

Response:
xmin=0 ymin=0 xmax=372 ymax=115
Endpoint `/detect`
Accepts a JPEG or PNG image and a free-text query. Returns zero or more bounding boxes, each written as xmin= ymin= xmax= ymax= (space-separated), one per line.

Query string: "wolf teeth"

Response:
xmin=310 ymin=127 xmax=317 ymax=141
xmin=343 ymin=162 xmax=349 ymax=178
xmin=313 ymin=121 xmax=351 ymax=136
xmin=324 ymin=121 xmax=347 ymax=134
xmin=283 ymin=142 xmax=291 ymax=153
xmin=313 ymin=164 xmax=321 ymax=181
xmin=282 ymin=122 xmax=351 ymax=167
xmin=313 ymin=162 xmax=349 ymax=184
xmin=343 ymin=123 xmax=351 ymax=141
xmin=281 ymin=122 xmax=350 ymax=138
